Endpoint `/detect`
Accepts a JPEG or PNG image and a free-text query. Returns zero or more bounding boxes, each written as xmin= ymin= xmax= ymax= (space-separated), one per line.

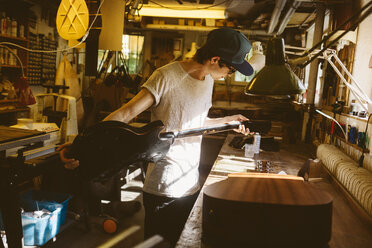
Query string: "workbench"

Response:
xmin=175 ymin=134 xmax=372 ymax=248
xmin=0 ymin=126 xmax=50 ymax=248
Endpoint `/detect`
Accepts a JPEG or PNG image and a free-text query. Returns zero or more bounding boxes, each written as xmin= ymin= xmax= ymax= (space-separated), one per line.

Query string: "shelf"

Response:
xmin=0 ymin=107 xmax=29 ymax=114
xmin=0 ymin=99 xmax=20 ymax=104
xmin=0 ymin=65 xmax=23 ymax=68
xmin=334 ymin=135 xmax=369 ymax=153
xmin=0 ymin=34 xmax=27 ymax=42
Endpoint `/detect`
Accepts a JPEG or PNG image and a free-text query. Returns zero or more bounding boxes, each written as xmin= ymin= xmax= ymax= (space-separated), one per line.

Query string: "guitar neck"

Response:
xmin=159 ymin=120 xmax=269 ymax=139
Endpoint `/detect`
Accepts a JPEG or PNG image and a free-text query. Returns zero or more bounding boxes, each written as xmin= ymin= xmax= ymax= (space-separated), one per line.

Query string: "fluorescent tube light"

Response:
xmin=138 ymin=7 xmax=226 ymax=19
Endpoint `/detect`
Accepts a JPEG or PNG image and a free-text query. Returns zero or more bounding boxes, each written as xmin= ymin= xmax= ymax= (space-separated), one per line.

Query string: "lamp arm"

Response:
xmin=285 ymin=45 xmax=322 ymax=64
xmin=330 ymin=51 xmax=371 ymax=103
xmin=323 ymin=50 xmax=371 ymax=113
xmin=286 ymin=45 xmax=372 ymax=113
xmin=327 ymin=58 xmax=368 ymax=112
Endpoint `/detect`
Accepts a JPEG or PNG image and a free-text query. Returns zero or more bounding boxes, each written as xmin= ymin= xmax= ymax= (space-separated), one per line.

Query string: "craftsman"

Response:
xmin=59 ymin=27 xmax=254 ymax=246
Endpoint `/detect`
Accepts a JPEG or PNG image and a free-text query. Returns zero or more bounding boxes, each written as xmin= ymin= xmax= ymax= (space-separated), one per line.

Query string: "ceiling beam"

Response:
xmin=268 ymin=0 xmax=287 ymax=34
xmin=145 ymin=23 xmax=273 ymax=36
xmin=277 ymin=1 xmax=302 ymax=34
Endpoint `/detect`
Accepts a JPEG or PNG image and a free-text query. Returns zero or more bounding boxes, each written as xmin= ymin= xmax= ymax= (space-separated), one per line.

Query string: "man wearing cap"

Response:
xmin=59 ymin=27 xmax=253 ymax=246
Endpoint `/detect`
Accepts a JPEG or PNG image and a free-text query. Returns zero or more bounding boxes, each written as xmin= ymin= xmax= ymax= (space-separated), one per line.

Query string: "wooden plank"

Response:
xmin=0 ymin=126 xmax=45 ymax=144
xmin=0 ymin=126 xmax=49 ymax=152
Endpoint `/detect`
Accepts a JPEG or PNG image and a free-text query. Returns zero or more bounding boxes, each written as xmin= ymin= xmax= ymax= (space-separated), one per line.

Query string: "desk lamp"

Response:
xmin=244 ymin=37 xmax=305 ymax=97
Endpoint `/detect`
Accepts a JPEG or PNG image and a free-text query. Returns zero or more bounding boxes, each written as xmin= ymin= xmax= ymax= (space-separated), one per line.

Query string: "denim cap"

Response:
xmin=206 ymin=28 xmax=254 ymax=76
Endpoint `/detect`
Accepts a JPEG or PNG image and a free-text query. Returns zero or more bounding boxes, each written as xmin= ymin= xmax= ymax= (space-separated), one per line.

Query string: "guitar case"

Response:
xmin=69 ymin=120 xmax=172 ymax=180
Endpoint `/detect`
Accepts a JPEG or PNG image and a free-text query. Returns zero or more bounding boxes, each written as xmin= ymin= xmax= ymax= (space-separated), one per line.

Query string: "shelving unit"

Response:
xmin=40 ymin=35 xmax=57 ymax=85
xmin=0 ymin=34 xmax=28 ymax=80
xmin=0 ymin=6 xmax=58 ymax=125
xmin=0 ymin=34 xmax=29 ymax=123
xmin=27 ymin=33 xmax=57 ymax=85
xmin=28 ymin=32 xmax=41 ymax=85
xmin=335 ymin=135 xmax=370 ymax=153
xmin=0 ymin=34 xmax=27 ymax=42
xmin=0 ymin=7 xmax=30 ymax=124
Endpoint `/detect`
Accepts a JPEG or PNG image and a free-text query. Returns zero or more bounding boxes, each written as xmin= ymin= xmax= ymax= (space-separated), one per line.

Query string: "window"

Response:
xmin=121 ymin=34 xmax=144 ymax=74
xmin=233 ymin=50 xmax=254 ymax=83
xmin=97 ymin=34 xmax=144 ymax=75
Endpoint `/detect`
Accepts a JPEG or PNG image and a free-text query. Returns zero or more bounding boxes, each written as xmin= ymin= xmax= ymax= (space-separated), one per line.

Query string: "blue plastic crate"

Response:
xmin=21 ymin=201 xmax=63 ymax=246
xmin=0 ymin=190 xmax=72 ymax=246
xmin=21 ymin=190 xmax=72 ymax=225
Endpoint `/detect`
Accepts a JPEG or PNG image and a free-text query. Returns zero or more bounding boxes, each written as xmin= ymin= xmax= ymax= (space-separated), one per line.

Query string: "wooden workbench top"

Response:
xmin=175 ymin=134 xmax=372 ymax=248
xmin=0 ymin=126 xmax=49 ymax=152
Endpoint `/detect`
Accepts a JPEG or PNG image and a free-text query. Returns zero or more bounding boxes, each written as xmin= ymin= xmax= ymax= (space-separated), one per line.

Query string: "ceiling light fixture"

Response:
xmin=138 ymin=7 xmax=226 ymax=19
xmin=248 ymin=41 xmax=265 ymax=72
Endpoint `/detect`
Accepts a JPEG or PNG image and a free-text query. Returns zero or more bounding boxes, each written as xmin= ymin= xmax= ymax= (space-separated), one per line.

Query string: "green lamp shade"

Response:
xmin=246 ymin=64 xmax=304 ymax=95
xmin=245 ymin=37 xmax=305 ymax=96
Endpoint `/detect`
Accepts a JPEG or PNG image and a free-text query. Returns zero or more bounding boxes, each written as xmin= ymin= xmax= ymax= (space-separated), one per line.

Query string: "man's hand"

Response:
xmin=57 ymin=143 xmax=79 ymax=170
xmin=224 ymin=114 xmax=251 ymax=136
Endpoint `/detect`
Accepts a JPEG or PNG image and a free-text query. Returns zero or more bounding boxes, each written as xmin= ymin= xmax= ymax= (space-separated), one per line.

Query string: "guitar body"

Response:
xmin=202 ymin=175 xmax=333 ymax=248
xmin=70 ymin=120 xmax=172 ymax=180
xmin=70 ymin=119 xmax=272 ymax=180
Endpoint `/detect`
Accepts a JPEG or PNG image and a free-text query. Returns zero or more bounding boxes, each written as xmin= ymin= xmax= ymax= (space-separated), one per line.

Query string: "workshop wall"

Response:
xmin=352 ymin=0 xmax=372 ymax=102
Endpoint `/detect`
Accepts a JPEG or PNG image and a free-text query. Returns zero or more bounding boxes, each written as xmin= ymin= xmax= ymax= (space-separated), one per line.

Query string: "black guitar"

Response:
xmin=70 ymin=120 xmax=271 ymax=180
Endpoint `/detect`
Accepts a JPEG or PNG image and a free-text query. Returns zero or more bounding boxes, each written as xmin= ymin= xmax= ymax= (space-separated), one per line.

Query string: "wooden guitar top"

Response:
xmin=204 ymin=174 xmax=332 ymax=206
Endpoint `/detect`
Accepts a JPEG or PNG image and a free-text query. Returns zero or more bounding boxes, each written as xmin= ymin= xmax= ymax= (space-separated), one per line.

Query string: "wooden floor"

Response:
xmin=310 ymin=179 xmax=372 ymax=248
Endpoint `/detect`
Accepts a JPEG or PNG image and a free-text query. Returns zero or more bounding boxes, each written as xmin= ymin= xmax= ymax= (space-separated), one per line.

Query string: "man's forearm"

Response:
xmin=204 ymin=114 xmax=248 ymax=127
xmin=204 ymin=117 xmax=228 ymax=126
xmin=103 ymin=108 xmax=132 ymax=123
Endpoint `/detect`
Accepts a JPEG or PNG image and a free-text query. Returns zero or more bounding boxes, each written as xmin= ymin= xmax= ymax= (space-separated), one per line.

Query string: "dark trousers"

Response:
xmin=142 ymin=191 xmax=199 ymax=247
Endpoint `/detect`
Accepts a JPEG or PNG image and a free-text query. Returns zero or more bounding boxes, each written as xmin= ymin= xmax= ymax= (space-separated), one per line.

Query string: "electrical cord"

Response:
xmin=316 ymin=109 xmax=347 ymax=140
xmin=0 ymin=0 xmax=105 ymax=54
xmin=358 ymin=113 xmax=372 ymax=167
xmin=0 ymin=45 xmax=25 ymax=77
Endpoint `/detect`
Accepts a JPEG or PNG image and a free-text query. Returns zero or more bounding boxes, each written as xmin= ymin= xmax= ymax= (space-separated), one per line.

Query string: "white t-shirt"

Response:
xmin=141 ymin=61 xmax=214 ymax=197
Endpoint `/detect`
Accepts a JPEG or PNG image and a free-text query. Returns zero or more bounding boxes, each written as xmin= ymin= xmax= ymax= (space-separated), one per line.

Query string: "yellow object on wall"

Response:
xmin=68 ymin=39 xmax=86 ymax=48
xmin=56 ymin=0 xmax=89 ymax=40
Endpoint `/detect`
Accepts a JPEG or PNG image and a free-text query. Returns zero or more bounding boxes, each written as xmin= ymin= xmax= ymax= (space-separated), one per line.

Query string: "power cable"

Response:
xmin=0 ymin=0 xmax=105 ymax=54
xmin=358 ymin=113 xmax=372 ymax=167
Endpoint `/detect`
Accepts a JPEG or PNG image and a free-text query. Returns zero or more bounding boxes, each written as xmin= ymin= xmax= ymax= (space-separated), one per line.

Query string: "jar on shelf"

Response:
xmin=6 ymin=17 xmax=11 ymax=35
xmin=3 ymin=48 xmax=8 ymax=65
xmin=0 ymin=47 xmax=3 ymax=64
xmin=0 ymin=12 xmax=7 ymax=35
xmin=11 ymin=19 xmax=17 ymax=37
xmin=19 ymin=24 xmax=24 ymax=38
